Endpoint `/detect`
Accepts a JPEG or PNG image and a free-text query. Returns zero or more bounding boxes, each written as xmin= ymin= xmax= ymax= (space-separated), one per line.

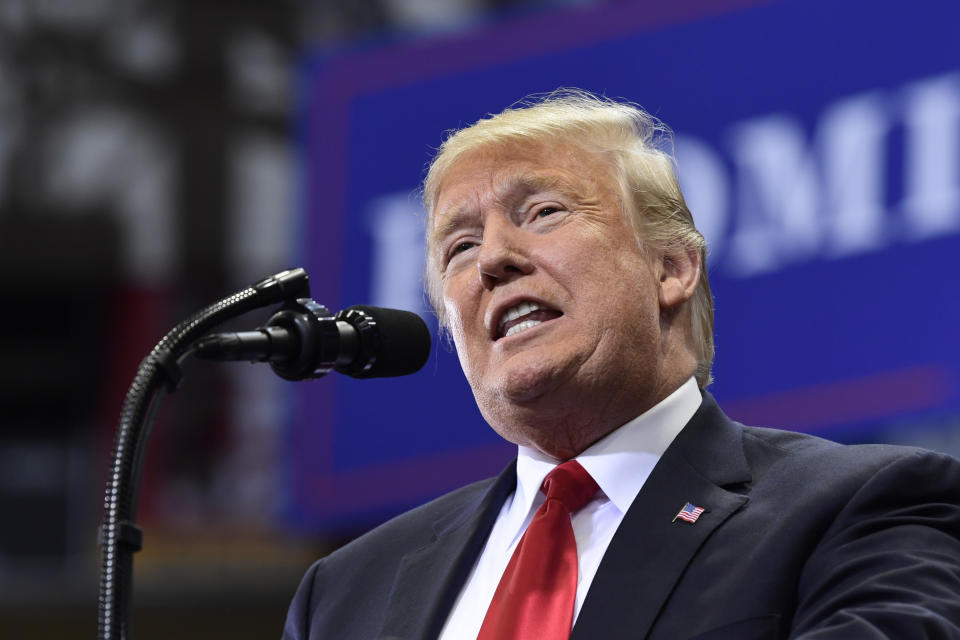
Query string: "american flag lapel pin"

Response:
xmin=673 ymin=502 xmax=706 ymax=524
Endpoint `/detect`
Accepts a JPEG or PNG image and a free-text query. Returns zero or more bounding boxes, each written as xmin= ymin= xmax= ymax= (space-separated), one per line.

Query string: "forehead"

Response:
xmin=430 ymin=140 xmax=614 ymax=230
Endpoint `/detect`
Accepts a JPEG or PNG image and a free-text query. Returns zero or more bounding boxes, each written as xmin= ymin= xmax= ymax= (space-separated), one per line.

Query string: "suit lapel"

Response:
xmin=572 ymin=394 xmax=751 ymax=640
xmin=379 ymin=461 xmax=517 ymax=640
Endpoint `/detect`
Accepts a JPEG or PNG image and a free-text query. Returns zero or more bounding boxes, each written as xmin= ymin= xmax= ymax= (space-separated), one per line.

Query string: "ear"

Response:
xmin=658 ymin=248 xmax=700 ymax=309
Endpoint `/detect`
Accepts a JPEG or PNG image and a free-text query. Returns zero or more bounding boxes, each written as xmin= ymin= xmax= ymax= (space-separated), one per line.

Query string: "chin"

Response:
xmin=473 ymin=375 xmax=579 ymax=444
xmin=491 ymin=359 xmax=570 ymax=405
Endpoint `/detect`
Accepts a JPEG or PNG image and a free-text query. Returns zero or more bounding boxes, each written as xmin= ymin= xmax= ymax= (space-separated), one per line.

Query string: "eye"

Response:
xmin=446 ymin=240 xmax=478 ymax=264
xmin=452 ymin=241 xmax=476 ymax=255
xmin=535 ymin=206 xmax=559 ymax=218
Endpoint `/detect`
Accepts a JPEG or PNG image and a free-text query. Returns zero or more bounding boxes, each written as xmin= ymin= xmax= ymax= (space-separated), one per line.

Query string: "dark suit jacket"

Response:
xmin=283 ymin=395 xmax=960 ymax=639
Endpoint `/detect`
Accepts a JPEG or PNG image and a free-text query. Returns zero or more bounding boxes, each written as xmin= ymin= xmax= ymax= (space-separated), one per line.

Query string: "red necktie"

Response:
xmin=477 ymin=460 xmax=600 ymax=640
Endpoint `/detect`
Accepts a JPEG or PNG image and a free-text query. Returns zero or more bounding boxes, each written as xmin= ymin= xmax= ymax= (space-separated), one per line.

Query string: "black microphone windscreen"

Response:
xmin=344 ymin=305 xmax=431 ymax=378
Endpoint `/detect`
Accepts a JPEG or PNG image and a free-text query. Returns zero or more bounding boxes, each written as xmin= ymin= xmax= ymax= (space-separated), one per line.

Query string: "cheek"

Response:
xmin=442 ymin=282 xmax=478 ymax=350
xmin=443 ymin=303 xmax=486 ymax=386
xmin=443 ymin=296 xmax=465 ymax=338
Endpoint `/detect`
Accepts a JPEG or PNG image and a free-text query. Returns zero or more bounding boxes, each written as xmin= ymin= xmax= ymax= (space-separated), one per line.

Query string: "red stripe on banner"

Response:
xmin=722 ymin=365 xmax=955 ymax=433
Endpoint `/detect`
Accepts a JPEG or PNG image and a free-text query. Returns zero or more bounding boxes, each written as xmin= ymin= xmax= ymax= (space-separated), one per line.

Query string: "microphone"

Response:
xmin=193 ymin=299 xmax=431 ymax=380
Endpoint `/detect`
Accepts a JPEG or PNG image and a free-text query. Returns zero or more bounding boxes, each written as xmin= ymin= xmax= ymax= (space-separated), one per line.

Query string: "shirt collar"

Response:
xmin=514 ymin=377 xmax=702 ymax=516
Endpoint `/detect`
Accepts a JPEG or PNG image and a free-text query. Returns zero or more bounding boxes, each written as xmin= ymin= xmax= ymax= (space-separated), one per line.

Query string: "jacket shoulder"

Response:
xmin=326 ymin=473 xmax=503 ymax=563
xmin=282 ymin=468 xmax=513 ymax=640
xmin=739 ymin=422 xmax=959 ymax=479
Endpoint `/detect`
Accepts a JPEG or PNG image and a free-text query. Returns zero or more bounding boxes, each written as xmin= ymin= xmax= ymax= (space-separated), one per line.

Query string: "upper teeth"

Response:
xmin=500 ymin=302 xmax=542 ymax=328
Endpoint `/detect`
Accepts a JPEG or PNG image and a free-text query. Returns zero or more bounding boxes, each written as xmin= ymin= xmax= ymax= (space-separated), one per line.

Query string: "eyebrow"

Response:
xmin=430 ymin=171 xmax=580 ymax=246
xmin=430 ymin=203 xmax=476 ymax=249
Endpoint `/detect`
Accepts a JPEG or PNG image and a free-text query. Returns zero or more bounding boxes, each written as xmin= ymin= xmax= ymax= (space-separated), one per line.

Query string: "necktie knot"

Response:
xmin=541 ymin=460 xmax=600 ymax=514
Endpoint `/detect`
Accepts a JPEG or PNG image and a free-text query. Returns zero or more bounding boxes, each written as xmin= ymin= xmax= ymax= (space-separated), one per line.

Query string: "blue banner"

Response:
xmin=290 ymin=0 xmax=960 ymax=529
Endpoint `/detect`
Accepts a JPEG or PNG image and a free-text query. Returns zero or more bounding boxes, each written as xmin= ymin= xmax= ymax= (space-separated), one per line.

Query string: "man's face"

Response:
xmin=430 ymin=140 xmax=672 ymax=454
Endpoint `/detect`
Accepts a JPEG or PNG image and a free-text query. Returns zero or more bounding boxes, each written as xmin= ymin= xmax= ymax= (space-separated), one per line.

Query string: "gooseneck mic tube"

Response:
xmin=98 ymin=268 xmax=431 ymax=640
xmin=193 ymin=301 xmax=431 ymax=380
xmin=99 ymin=268 xmax=312 ymax=640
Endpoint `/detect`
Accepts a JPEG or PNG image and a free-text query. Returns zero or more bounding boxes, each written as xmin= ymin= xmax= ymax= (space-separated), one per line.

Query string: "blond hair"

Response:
xmin=422 ymin=89 xmax=715 ymax=387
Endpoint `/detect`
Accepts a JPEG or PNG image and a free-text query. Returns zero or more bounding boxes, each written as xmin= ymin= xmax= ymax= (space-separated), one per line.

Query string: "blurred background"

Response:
xmin=2 ymin=0 xmax=959 ymax=638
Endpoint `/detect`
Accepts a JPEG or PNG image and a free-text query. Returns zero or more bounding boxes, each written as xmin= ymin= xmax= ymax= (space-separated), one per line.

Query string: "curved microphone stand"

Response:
xmin=97 ymin=268 xmax=310 ymax=640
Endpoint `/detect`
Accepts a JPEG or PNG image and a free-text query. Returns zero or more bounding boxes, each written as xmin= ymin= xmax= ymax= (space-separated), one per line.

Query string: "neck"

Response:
xmin=488 ymin=369 xmax=694 ymax=460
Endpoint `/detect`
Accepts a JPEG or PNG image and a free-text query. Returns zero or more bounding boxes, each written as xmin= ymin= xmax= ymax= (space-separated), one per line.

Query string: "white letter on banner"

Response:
xmin=366 ymin=192 xmax=428 ymax=314
xmin=901 ymin=72 xmax=960 ymax=239
xmin=819 ymin=92 xmax=889 ymax=256
xmin=727 ymin=115 xmax=821 ymax=276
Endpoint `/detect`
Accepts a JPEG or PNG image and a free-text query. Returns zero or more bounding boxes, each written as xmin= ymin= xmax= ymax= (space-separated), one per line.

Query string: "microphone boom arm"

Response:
xmin=97 ymin=268 xmax=310 ymax=640
xmin=98 ymin=268 xmax=431 ymax=640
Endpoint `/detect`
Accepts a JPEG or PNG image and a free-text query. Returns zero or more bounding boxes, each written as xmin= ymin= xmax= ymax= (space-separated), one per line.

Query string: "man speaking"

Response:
xmin=283 ymin=90 xmax=960 ymax=639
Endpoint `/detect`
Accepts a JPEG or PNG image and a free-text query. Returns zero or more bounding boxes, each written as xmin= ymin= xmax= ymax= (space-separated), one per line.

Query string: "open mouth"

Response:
xmin=496 ymin=301 xmax=563 ymax=340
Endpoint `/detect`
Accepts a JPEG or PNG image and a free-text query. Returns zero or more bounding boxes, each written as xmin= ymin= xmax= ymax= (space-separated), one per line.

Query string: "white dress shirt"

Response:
xmin=438 ymin=377 xmax=702 ymax=639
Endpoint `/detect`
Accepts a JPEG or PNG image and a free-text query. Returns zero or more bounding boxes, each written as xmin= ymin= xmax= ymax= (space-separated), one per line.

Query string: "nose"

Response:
xmin=476 ymin=217 xmax=533 ymax=290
